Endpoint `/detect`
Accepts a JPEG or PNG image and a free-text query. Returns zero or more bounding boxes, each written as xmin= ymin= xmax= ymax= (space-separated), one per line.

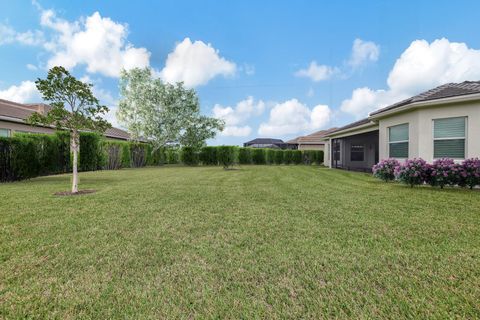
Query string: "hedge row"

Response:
xmin=180 ymin=147 xmax=324 ymax=166
xmin=0 ymin=133 xmax=325 ymax=182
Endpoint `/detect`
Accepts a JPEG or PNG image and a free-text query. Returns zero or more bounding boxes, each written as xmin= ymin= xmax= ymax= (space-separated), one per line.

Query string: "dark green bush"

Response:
xmin=252 ymin=148 xmax=266 ymax=164
xmin=217 ymin=146 xmax=236 ymax=168
xmin=181 ymin=147 xmax=199 ymax=166
xmin=79 ymin=132 xmax=103 ymax=171
xmin=121 ymin=143 xmax=131 ymax=168
xmin=315 ymin=150 xmax=324 ymax=164
xmin=283 ymin=150 xmax=294 ymax=164
xmin=148 ymin=147 xmax=166 ymax=166
xmin=200 ymin=146 xmax=218 ymax=165
xmin=130 ymin=142 xmax=148 ymax=168
xmin=238 ymin=147 xmax=252 ymax=164
xmin=292 ymin=150 xmax=302 ymax=164
xmin=102 ymin=141 xmax=123 ymax=170
xmin=166 ymin=148 xmax=179 ymax=164
xmin=301 ymin=150 xmax=316 ymax=165
xmin=274 ymin=150 xmax=284 ymax=164
xmin=265 ymin=149 xmax=276 ymax=164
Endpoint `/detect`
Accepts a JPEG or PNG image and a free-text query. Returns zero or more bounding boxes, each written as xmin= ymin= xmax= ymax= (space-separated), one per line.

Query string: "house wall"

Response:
xmin=0 ymin=120 xmax=55 ymax=136
xmin=298 ymin=144 xmax=324 ymax=151
xmin=378 ymin=100 xmax=480 ymax=162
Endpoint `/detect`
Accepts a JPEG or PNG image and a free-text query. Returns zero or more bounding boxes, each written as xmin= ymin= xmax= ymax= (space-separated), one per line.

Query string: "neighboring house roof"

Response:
xmin=370 ymin=81 xmax=480 ymax=117
xmin=244 ymin=138 xmax=285 ymax=145
xmin=297 ymin=127 xmax=338 ymax=144
xmin=0 ymin=98 xmax=131 ymax=141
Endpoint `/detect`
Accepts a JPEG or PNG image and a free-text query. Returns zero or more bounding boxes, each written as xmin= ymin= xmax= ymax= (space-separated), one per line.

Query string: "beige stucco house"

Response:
xmin=286 ymin=128 xmax=337 ymax=151
xmin=323 ymin=81 xmax=480 ymax=171
xmin=0 ymin=98 xmax=131 ymax=140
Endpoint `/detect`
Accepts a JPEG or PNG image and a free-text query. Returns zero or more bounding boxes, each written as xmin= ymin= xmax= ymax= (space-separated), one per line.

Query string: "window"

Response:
xmin=0 ymin=128 xmax=10 ymax=137
xmin=433 ymin=117 xmax=466 ymax=159
xmin=350 ymin=145 xmax=364 ymax=161
xmin=389 ymin=123 xmax=409 ymax=158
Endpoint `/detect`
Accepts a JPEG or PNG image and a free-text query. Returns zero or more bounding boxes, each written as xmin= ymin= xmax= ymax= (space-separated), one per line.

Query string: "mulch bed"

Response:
xmin=54 ymin=189 xmax=97 ymax=196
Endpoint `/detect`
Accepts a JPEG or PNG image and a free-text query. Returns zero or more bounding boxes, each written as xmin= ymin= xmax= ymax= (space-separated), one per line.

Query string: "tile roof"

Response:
xmin=0 ymin=98 xmax=131 ymax=141
xmin=327 ymin=118 xmax=373 ymax=135
xmin=370 ymin=81 xmax=480 ymax=116
xmin=297 ymin=127 xmax=338 ymax=144
xmin=244 ymin=138 xmax=285 ymax=145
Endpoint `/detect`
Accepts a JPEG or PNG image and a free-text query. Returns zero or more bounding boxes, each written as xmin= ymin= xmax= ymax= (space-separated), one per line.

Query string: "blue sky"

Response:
xmin=1 ymin=0 xmax=480 ymax=145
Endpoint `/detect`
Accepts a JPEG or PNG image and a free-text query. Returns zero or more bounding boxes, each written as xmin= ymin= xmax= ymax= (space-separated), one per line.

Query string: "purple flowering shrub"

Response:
xmin=427 ymin=158 xmax=458 ymax=188
xmin=372 ymin=158 xmax=400 ymax=182
xmin=394 ymin=158 xmax=429 ymax=187
xmin=461 ymin=158 xmax=480 ymax=189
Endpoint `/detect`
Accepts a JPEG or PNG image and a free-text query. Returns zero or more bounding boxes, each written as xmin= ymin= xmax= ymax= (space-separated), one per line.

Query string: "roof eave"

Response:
xmin=369 ymin=92 xmax=480 ymax=119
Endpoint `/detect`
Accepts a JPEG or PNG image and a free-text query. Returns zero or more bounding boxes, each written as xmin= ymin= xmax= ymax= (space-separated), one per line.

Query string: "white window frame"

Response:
xmin=432 ymin=116 xmax=467 ymax=160
xmin=388 ymin=123 xmax=409 ymax=159
xmin=0 ymin=128 xmax=11 ymax=137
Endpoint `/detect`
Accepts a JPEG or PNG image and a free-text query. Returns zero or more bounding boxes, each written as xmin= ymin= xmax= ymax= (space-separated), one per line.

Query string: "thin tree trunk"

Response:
xmin=71 ymin=130 xmax=79 ymax=193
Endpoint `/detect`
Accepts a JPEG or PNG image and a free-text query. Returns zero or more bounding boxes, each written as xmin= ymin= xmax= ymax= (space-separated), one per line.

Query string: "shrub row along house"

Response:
xmin=0 ymin=98 xmax=131 ymax=141
xmin=320 ymin=81 xmax=480 ymax=171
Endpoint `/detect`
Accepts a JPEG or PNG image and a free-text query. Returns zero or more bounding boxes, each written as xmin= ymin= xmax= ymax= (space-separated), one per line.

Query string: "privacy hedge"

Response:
xmin=238 ymin=147 xmax=252 ymax=164
xmin=1 ymin=134 xmax=326 ymax=183
xmin=200 ymin=146 xmax=218 ymax=165
xmin=217 ymin=146 xmax=236 ymax=169
xmin=181 ymin=147 xmax=199 ymax=166
xmin=252 ymin=148 xmax=266 ymax=165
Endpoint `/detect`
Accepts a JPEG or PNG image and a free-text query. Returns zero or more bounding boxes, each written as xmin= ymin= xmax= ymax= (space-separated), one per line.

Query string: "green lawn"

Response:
xmin=1 ymin=166 xmax=479 ymax=319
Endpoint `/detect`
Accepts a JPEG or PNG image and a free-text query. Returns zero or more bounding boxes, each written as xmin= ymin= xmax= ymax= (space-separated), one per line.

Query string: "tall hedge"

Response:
xmin=252 ymin=148 xmax=266 ymax=164
xmin=238 ymin=147 xmax=252 ymax=164
xmin=166 ymin=148 xmax=179 ymax=164
xmin=181 ymin=147 xmax=199 ymax=165
xmin=121 ymin=143 xmax=131 ymax=168
xmin=200 ymin=146 xmax=218 ymax=165
xmin=130 ymin=142 xmax=148 ymax=168
xmin=217 ymin=146 xmax=236 ymax=169
xmin=274 ymin=149 xmax=284 ymax=164
xmin=283 ymin=150 xmax=294 ymax=164
xmin=79 ymin=132 xmax=103 ymax=172
xmin=102 ymin=141 xmax=123 ymax=170
xmin=292 ymin=150 xmax=302 ymax=164
xmin=266 ymin=149 xmax=276 ymax=164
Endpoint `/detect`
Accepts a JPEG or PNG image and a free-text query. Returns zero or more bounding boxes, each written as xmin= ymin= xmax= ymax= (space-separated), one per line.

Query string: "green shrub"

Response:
xmin=149 ymin=147 xmax=166 ymax=166
xmin=238 ymin=147 xmax=252 ymax=164
xmin=11 ymin=137 xmax=39 ymax=180
xmin=292 ymin=150 xmax=302 ymax=164
xmin=265 ymin=149 xmax=276 ymax=164
xmin=181 ymin=147 xmax=199 ymax=165
xmin=200 ymin=146 xmax=218 ymax=165
xmin=102 ymin=141 xmax=123 ymax=170
xmin=166 ymin=148 xmax=179 ymax=164
xmin=79 ymin=132 xmax=103 ymax=172
xmin=301 ymin=150 xmax=315 ymax=165
xmin=121 ymin=143 xmax=131 ymax=168
xmin=252 ymin=148 xmax=266 ymax=164
xmin=274 ymin=149 xmax=284 ymax=164
xmin=315 ymin=150 xmax=324 ymax=164
xmin=130 ymin=142 xmax=148 ymax=168
xmin=217 ymin=146 xmax=236 ymax=168
xmin=283 ymin=150 xmax=294 ymax=164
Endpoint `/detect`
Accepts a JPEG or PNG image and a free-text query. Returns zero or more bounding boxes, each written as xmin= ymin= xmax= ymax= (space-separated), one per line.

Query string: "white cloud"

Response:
xmin=258 ymin=99 xmax=331 ymax=136
xmin=40 ymin=9 xmax=150 ymax=77
xmin=212 ymin=96 xmax=265 ymax=137
xmin=0 ymin=81 xmax=41 ymax=103
xmin=0 ymin=24 xmax=44 ymax=46
xmin=348 ymin=38 xmax=380 ymax=68
xmin=295 ymin=61 xmax=337 ymax=82
xmin=26 ymin=64 xmax=38 ymax=71
xmin=160 ymin=38 xmax=236 ymax=87
xmin=341 ymin=38 xmax=480 ymax=118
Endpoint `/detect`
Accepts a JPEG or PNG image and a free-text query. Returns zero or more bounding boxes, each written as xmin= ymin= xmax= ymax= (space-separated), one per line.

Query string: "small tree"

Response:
xmin=28 ymin=66 xmax=110 ymax=193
